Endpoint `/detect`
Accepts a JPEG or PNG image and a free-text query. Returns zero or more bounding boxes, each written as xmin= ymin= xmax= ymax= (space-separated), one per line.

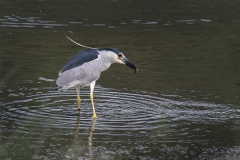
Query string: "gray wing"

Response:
xmin=59 ymin=48 xmax=99 ymax=73
xmin=56 ymin=56 xmax=102 ymax=91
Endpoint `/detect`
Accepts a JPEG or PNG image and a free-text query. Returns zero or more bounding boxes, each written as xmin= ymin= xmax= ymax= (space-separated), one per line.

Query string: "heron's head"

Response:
xmin=99 ymin=48 xmax=138 ymax=74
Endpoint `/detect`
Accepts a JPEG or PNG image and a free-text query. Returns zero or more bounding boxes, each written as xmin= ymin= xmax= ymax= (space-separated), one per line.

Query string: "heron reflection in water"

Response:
xmin=65 ymin=114 xmax=96 ymax=159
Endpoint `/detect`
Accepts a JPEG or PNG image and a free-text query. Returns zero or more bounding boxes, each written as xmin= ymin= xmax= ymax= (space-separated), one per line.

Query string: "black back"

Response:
xmin=60 ymin=48 xmax=99 ymax=73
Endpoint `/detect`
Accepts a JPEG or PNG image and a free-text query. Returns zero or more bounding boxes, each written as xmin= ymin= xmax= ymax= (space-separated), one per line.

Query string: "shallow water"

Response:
xmin=1 ymin=0 xmax=240 ymax=159
xmin=2 ymin=81 xmax=240 ymax=159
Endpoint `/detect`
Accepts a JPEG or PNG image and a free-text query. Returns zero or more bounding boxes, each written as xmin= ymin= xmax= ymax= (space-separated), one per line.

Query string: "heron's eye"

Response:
xmin=118 ymin=54 xmax=122 ymax=58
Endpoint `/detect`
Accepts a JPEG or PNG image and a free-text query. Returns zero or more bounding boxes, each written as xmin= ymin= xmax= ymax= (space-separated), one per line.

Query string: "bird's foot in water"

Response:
xmin=77 ymin=99 xmax=81 ymax=111
xmin=92 ymin=114 xmax=97 ymax=119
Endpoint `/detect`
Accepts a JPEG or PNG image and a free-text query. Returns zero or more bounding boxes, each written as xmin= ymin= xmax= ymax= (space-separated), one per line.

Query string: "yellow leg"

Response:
xmin=90 ymin=93 xmax=97 ymax=119
xmin=76 ymin=86 xmax=81 ymax=111
xmin=77 ymin=95 xmax=81 ymax=110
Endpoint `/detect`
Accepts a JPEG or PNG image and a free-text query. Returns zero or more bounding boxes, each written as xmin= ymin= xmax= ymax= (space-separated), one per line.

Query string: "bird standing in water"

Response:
xmin=56 ymin=36 xmax=138 ymax=119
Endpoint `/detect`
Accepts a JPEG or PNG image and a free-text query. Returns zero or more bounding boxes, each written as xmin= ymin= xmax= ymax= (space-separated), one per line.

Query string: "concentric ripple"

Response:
xmin=1 ymin=84 xmax=240 ymax=159
xmin=2 ymin=84 xmax=239 ymax=135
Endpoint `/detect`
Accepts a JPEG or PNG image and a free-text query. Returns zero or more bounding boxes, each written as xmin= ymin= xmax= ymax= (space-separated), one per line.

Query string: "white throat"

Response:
xmin=98 ymin=50 xmax=123 ymax=72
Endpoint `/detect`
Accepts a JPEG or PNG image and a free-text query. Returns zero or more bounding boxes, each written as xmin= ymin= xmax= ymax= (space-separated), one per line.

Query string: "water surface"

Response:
xmin=1 ymin=0 xmax=240 ymax=159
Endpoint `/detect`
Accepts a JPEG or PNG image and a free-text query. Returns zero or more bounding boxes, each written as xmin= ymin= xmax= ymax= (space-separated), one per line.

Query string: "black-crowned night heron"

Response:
xmin=56 ymin=37 xmax=138 ymax=119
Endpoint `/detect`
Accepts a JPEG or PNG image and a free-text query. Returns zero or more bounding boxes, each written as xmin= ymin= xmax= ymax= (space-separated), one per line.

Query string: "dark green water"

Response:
xmin=1 ymin=0 xmax=240 ymax=159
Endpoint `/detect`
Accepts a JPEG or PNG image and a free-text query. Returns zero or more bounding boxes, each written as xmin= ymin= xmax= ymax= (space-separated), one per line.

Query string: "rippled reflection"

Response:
xmin=65 ymin=114 xmax=96 ymax=159
xmin=1 ymin=81 xmax=240 ymax=159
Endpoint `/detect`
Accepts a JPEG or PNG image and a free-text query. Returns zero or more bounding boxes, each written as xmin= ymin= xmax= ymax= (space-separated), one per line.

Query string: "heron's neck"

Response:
xmin=99 ymin=51 xmax=116 ymax=72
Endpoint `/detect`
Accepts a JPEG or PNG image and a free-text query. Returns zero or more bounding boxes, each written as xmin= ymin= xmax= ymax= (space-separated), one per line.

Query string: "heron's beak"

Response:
xmin=123 ymin=57 xmax=138 ymax=74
